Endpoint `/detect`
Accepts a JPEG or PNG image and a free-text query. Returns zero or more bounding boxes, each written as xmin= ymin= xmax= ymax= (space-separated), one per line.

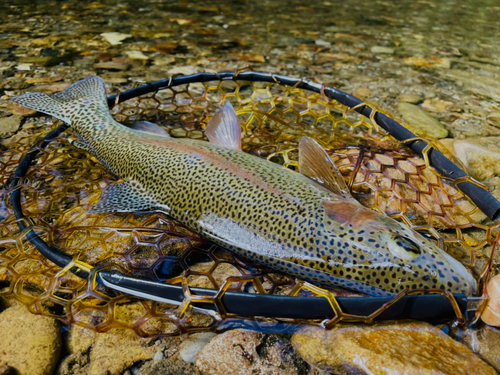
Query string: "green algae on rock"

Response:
xmin=292 ymin=322 xmax=496 ymax=375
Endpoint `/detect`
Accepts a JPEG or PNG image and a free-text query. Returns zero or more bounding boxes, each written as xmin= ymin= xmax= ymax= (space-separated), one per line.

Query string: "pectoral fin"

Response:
xmin=205 ymin=102 xmax=242 ymax=150
xmin=88 ymin=179 xmax=158 ymax=214
xmin=299 ymin=136 xmax=351 ymax=198
xmin=131 ymin=121 xmax=171 ymax=137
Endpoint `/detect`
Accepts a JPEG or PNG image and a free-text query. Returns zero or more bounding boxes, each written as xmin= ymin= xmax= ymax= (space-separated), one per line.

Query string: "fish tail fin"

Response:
xmin=10 ymin=76 xmax=109 ymax=123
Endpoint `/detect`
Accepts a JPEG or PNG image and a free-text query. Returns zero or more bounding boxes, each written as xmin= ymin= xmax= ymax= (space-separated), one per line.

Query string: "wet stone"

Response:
xmin=370 ymin=46 xmax=395 ymax=54
xmin=0 ymin=305 xmax=62 ymax=375
xmin=170 ymin=128 xmax=187 ymax=138
xmin=179 ymin=332 xmax=217 ymax=363
xmin=440 ymin=137 xmax=500 ymax=180
xmin=399 ymin=93 xmax=423 ymax=104
xmin=397 ymin=102 xmax=449 ymax=138
xmin=0 ymin=115 xmax=22 ymax=137
xmin=292 ymin=322 xmax=496 ymax=375
xmin=462 ymin=325 xmax=500 ymax=372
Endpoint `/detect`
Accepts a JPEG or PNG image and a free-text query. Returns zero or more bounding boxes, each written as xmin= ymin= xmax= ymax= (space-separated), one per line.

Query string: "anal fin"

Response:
xmin=88 ymin=179 xmax=158 ymax=214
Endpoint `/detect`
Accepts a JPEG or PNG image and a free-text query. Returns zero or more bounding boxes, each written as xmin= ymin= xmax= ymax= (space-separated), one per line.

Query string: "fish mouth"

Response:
xmin=442 ymin=251 xmax=477 ymax=296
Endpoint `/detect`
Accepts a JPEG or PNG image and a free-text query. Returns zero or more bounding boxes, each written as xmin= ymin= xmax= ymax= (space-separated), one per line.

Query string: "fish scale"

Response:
xmin=11 ymin=76 xmax=476 ymax=297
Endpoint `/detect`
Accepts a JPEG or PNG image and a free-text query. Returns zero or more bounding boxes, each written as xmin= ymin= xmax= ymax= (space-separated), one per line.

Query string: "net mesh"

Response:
xmin=0 ymin=72 xmax=498 ymax=335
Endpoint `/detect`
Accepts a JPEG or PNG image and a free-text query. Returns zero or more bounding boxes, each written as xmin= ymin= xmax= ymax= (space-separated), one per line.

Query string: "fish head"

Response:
xmin=322 ymin=198 xmax=477 ymax=296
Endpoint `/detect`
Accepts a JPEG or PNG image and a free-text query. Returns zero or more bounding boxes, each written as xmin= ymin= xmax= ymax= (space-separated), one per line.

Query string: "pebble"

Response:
xmin=353 ymin=86 xmax=371 ymax=98
xmin=6 ymin=101 xmax=37 ymax=116
xmin=153 ymin=351 xmax=164 ymax=362
xmin=405 ymin=56 xmax=451 ymax=68
xmin=179 ymin=333 xmax=217 ymax=363
xmin=0 ymin=115 xmax=22 ymax=137
xmin=397 ymin=102 xmax=449 ymax=138
xmin=399 ymin=93 xmax=423 ymax=104
xmin=440 ymin=137 xmax=500 ymax=180
xmin=170 ymin=128 xmax=187 ymax=138
xmin=292 ymin=322 xmax=496 ymax=375
xmin=94 ymin=61 xmax=130 ymax=71
xmin=0 ymin=305 xmax=62 ymax=375
xmin=101 ymin=32 xmax=132 ymax=45
xmin=125 ymin=51 xmax=149 ymax=60
xmin=195 ymin=329 xmax=306 ymax=375
xmin=370 ymin=46 xmax=395 ymax=54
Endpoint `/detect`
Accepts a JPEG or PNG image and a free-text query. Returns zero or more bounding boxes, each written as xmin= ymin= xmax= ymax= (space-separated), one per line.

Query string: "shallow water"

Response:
xmin=1 ymin=0 xmax=500 ymax=374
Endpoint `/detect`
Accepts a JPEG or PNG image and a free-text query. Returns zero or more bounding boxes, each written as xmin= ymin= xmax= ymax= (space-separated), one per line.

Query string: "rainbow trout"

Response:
xmin=11 ymin=76 xmax=476 ymax=297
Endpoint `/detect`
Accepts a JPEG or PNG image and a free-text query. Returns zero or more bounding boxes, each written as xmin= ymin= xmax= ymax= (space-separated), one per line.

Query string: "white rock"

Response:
xmin=125 ymin=51 xmax=149 ymax=60
xmin=101 ymin=32 xmax=132 ymax=45
xmin=315 ymin=39 xmax=331 ymax=47
xmin=153 ymin=351 xmax=164 ymax=362
xmin=167 ymin=66 xmax=198 ymax=76
xmin=371 ymin=46 xmax=395 ymax=54
xmin=179 ymin=332 xmax=217 ymax=363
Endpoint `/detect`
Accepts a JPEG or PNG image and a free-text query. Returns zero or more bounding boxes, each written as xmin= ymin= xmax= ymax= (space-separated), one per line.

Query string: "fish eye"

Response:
xmin=387 ymin=236 xmax=422 ymax=260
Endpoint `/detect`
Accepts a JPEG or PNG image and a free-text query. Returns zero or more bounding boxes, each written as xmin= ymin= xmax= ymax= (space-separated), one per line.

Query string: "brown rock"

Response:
xmin=57 ymin=352 xmax=90 ymax=375
xmin=0 ymin=115 xmax=22 ymax=137
xmin=404 ymin=56 xmax=451 ymax=69
xmin=195 ymin=329 xmax=305 ymax=375
xmin=25 ymin=76 xmax=63 ymax=84
xmin=354 ymin=87 xmax=371 ymax=98
xmin=196 ymin=329 xmax=261 ymax=375
xmin=462 ymin=325 xmax=500 ymax=372
xmin=292 ymin=322 xmax=496 ymax=375
xmin=0 ymin=305 xmax=61 ymax=375
xmin=94 ymin=61 xmax=130 ymax=71
xmin=34 ymin=83 xmax=71 ymax=94
xmin=88 ymin=329 xmax=154 ymax=375
xmin=440 ymin=137 xmax=500 ymax=180
xmin=6 ymin=101 xmax=37 ymax=116
xmin=481 ymin=273 xmax=500 ymax=327
xmin=68 ymin=325 xmax=98 ymax=354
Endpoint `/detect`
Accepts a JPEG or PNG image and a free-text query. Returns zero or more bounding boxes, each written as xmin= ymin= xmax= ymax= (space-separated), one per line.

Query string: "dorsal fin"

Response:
xmin=205 ymin=102 xmax=242 ymax=150
xmin=131 ymin=121 xmax=171 ymax=137
xmin=299 ymin=136 xmax=351 ymax=198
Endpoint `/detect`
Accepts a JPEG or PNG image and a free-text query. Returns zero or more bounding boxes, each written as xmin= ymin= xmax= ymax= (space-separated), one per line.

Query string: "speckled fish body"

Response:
xmin=11 ymin=76 xmax=476 ymax=297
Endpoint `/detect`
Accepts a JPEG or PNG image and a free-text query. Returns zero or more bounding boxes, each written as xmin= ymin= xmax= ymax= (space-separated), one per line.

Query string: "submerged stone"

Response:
xmin=440 ymin=137 xmax=500 ymax=180
xmin=397 ymin=102 xmax=449 ymax=138
xmin=0 ymin=115 xmax=22 ymax=137
xmin=292 ymin=322 xmax=496 ymax=375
